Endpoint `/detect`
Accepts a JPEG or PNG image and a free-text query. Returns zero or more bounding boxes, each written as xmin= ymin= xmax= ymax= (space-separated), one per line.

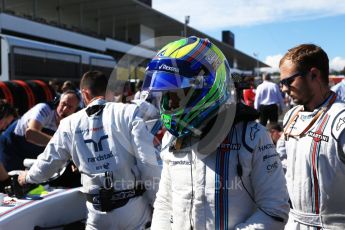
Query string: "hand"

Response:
xmin=18 ymin=171 xmax=28 ymax=186
xmin=71 ymin=163 xmax=78 ymax=172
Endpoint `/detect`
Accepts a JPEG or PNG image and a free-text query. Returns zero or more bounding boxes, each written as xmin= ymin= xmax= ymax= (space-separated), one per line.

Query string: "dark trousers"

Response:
xmin=259 ymin=104 xmax=278 ymax=126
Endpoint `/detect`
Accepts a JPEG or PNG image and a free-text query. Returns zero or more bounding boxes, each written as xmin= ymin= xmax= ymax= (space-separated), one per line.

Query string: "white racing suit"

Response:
xmin=280 ymin=93 xmax=345 ymax=229
xmin=151 ymin=120 xmax=290 ymax=230
xmin=25 ymin=98 xmax=162 ymax=230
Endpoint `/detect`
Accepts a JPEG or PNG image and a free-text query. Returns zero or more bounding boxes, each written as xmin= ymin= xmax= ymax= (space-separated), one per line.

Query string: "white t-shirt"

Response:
xmin=14 ymin=103 xmax=57 ymax=136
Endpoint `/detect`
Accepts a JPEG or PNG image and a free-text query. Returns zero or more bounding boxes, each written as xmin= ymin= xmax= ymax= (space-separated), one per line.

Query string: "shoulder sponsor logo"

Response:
xmin=263 ymin=153 xmax=279 ymax=161
xmin=336 ymin=117 xmax=345 ymax=131
xmin=158 ymin=64 xmax=179 ymax=73
xmin=307 ymin=131 xmax=329 ymax=142
xmin=259 ymin=144 xmax=275 ymax=153
xmin=250 ymin=123 xmax=260 ymax=140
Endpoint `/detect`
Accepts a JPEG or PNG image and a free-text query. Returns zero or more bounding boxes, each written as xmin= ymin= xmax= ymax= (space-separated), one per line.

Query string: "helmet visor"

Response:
xmin=143 ymin=59 xmax=213 ymax=92
xmin=143 ymin=71 xmax=200 ymax=91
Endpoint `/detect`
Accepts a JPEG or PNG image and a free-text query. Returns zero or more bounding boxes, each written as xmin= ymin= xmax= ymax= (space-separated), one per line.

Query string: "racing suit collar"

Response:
xmin=302 ymin=91 xmax=334 ymax=113
xmin=85 ymin=98 xmax=107 ymax=116
xmin=87 ymin=97 xmax=106 ymax=107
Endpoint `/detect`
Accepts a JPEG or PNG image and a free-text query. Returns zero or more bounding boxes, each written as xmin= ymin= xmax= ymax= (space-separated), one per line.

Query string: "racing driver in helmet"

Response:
xmin=143 ymin=36 xmax=290 ymax=229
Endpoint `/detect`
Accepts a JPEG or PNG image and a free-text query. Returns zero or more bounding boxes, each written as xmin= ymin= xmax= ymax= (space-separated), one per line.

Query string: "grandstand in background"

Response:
xmin=0 ymin=0 xmax=268 ymax=83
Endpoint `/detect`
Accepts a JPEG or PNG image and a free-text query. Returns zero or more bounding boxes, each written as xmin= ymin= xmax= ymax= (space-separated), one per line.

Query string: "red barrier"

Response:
xmin=0 ymin=80 xmax=56 ymax=115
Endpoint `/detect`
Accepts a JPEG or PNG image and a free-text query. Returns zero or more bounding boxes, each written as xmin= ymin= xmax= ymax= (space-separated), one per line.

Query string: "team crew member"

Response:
xmin=0 ymin=91 xmax=80 ymax=183
xmin=18 ymin=70 xmax=161 ymax=230
xmin=143 ymin=37 xmax=289 ymax=229
xmin=279 ymin=44 xmax=345 ymax=229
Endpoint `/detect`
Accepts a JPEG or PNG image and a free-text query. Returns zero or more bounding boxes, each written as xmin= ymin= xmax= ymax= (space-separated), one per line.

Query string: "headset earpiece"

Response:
xmin=53 ymin=95 xmax=61 ymax=107
xmin=46 ymin=94 xmax=61 ymax=110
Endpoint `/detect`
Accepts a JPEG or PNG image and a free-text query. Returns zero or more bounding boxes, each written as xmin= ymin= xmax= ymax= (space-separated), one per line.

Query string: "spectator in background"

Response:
xmin=267 ymin=122 xmax=283 ymax=145
xmin=61 ymin=80 xmax=77 ymax=92
xmin=0 ymin=100 xmax=18 ymax=132
xmin=0 ymin=90 xmax=80 ymax=187
xmin=49 ymin=79 xmax=62 ymax=95
xmin=243 ymin=76 xmax=256 ymax=107
xmin=254 ymin=73 xmax=285 ymax=126
xmin=122 ymin=81 xmax=133 ymax=103
xmin=331 ymin=66 xmax=345 ymax=101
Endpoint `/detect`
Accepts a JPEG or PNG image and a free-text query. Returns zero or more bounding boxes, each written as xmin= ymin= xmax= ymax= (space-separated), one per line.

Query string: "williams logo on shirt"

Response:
xmin=250 ymin=124 xmax=260 ymax=140
xmin=336 ymin=117 xmax=345 ymax=131
xmin=307 ymin=131 xmax=329 ymax=142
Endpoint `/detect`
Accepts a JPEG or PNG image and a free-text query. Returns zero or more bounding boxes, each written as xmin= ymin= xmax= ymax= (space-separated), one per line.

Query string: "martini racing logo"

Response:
xmin=159 ymin=64 xmax=179 ymax=73
xmin=308 ymin=131 xmax=329 ymax=142
xmin=220 ymin=143 xmax=241 ymax=150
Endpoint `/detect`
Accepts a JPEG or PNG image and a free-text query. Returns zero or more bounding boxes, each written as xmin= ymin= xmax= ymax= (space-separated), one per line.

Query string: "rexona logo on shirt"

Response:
xmin=158 ymin=64 xmax=179 ymax=73
xmin=263 ymin=153 xmax=279 ymax=161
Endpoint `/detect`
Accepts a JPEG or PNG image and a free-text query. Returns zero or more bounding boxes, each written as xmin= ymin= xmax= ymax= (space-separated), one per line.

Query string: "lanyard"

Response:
xmin=284 ymin=92 xmax=336 ymax=140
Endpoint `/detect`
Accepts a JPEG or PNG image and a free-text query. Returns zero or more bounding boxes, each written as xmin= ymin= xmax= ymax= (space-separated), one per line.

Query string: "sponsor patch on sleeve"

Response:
xmin=331 ymin=109 xmax=345 ymax=140
xmin=250 ymin=123 xmax=260 ymax=140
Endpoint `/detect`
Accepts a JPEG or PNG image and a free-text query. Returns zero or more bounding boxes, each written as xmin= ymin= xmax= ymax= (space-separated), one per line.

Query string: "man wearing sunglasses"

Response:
xmin=279 ymin=44 xmax=345 ymax=229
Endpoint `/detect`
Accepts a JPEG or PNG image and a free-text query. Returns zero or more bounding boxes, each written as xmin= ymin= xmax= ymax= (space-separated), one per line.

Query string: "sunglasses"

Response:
xmin=279 ymin=72 xmax=303 ymax=88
